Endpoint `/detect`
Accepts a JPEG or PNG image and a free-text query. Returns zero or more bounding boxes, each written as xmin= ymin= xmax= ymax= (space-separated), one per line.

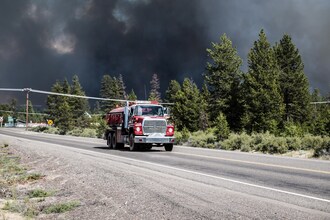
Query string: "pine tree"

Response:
xmin=205 ymin=34 xmax=243 ymax=131
xmin=172 ymin=78 xmax=200 ymax=131
xmin=71 ymin=75 xmax=89 ymax=117
xmin=128 ymin=89 xmax=137 ymax=101
xmin=199 ymin=83 xmax=210 ymax=130
xmin=309 ymin=89 xmax=330 ymax=135
xmin=46 ymin=80 xmax=74 ymax=133
xmin=149 ymin=73 xmax=161 ymax=101
xmin=46 ymin=80 xmax=64 ymax=119
xmin=165 ymin=80 xmax=181 ymax=103
xmin=100 ymin=75 xmax=115 ymax=112
xmin=275 ymin=34 xmax=311 ymax=124
xmin=243 ymin=29 xmax=284 ymax=133
xmin=117 ymin=74 xmax=126 ymax=99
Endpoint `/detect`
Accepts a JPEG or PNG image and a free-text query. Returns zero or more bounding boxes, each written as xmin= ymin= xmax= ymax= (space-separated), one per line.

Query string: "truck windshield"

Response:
xmin=134 ymin=105 xmax=163 ymax=116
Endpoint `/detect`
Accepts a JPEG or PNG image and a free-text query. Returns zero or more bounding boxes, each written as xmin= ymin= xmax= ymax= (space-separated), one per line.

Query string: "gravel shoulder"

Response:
xmin=1 ymin=134 xmax=329 ymax=220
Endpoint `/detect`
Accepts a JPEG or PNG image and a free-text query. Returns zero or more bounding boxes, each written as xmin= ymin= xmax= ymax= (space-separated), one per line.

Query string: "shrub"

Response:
xmin=220 ymin=133 xmax=252 ymax=151
xmin=43 ymin=127 xmax=60 ymax=135
xmin=286 ymin=137 xmax=302 ymax=151
xmin=174 ymin=127 xmax=191 ymax=145
xmin=313 ymin=136 xmax=330 ymax=158
xmin=28 ymin=189 xmax=53 ymax=198
xmin=301 ymin=134 xmax=323 ymax=150
xmin=67 ymin=128 xmax=97 ymax=138
xmin=80 ymin=128 xmax=97 ymax=138
xmin=214 ymin=112 xmax=230 ymax=140
xmin=174 ymin=131 xmax=183 ymax=145
xmin=282 ymin=121 xmax=305 ymax=137
xmin=190 ymin=130 xmax=216 ymax=148
xmin=96 ymin=119 xmax=108 ymax=138
xmin=43 ymin=201 xmax=80 ymax=214
xmin=67 ymin=128 xmax=83 ymax=137
xmin=251 ymin=132 xmax=288 ymax=154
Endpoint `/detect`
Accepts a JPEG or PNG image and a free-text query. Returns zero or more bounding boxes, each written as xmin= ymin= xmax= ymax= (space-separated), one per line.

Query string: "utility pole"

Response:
xmin=24 ymin=88 xmax=31 ymax=130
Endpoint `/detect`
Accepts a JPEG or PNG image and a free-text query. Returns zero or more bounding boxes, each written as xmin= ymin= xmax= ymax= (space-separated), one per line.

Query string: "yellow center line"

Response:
xmin=172 ymin=152 xmax=330 ymax=175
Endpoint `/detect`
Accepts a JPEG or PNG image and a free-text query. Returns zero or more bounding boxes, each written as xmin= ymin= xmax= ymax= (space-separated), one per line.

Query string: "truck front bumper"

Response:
xmin=134 ymin=134 xmax=175 ymax=144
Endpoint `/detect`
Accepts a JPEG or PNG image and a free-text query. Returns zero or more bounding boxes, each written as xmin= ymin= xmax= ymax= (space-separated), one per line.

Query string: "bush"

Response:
xmin=67 ymin=128 xmax=97 ymax=138
xmin=286 ymin=137 xmax=302 ymax=151
xmin=214 ymin=112 xmax=230 ymax=140
xmin=313 ymin=136 xmax=330 ymax=158
xmin=282 ymin=121 xmax=305 ymax=137
xmin=301 ymin=134 xmax=323 ymax=150
xmin=175 ymin=128 xmax=190 ymax=145
xmin=251 ymin=132 xmax=288 ymax=154
xmin=96 ymin=119 xmax=108 ymax=138
xmin=43 ymin=201 xmax=80 ymax=214
xmin=43 ymin=127 xmax=60 ymax=135
xmin=67 ymin=128 xmax=83 ymax=136
xmin=80 ymin=128 xmax=97 ymax=138
xmin=190 ymin=130 xmax=216 ymax=148
xmin=220 ymin=133 xmax=252 ymax=151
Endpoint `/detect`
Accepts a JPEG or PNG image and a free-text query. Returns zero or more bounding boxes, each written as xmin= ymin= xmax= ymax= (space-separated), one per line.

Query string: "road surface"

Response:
xmin=0 ymin=128 xmax=329 ymax=219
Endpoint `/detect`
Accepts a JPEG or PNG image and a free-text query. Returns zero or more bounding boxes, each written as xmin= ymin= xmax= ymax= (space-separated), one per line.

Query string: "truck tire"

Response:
xmin=129 ymin=133 xmax=139 ymax=151
xmin=111 ymin=134 xmax=117 ymax=149
xmin=107 ymin=133 xmax=113 ymax=149
xmin=164 ymin=144 xmax=173 ymax=152
xmin=112 ymin=133 xmax=124 ymax=149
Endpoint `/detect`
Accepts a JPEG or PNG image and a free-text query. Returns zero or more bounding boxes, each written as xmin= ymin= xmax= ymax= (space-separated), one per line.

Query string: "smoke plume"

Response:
xmin=0 ymin=0 xmax=329 ymax=104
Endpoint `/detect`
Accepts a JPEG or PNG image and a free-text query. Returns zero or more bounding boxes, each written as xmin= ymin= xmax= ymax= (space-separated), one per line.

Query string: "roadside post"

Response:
xmin=0 ymin=116 xmax=3 ymax=127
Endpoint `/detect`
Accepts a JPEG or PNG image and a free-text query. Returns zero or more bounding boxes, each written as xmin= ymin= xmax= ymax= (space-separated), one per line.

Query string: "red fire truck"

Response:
xmin=104 ymin=101 xmax=175 ymax=151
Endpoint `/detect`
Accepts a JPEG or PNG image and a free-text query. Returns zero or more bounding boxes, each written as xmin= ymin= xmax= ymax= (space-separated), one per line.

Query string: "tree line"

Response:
xmin=3 ymin=29 xmax=327 ymax=137
xmin=166 ymin=30 xmax=329 ymax=137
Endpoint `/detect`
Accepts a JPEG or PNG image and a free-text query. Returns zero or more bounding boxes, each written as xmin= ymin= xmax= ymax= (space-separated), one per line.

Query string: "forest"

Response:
xmin=1 ymin=30 xmax=329 ymax=157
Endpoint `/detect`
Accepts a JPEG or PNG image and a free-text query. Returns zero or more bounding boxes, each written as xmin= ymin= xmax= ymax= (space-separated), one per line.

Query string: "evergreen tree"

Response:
xmin=165 ymin=80 xmax=181 ymax=103
xmin=117 ymin=74 xmax=126 ymax=99
xmin=205 ymin=34 xmax=243 ymax=131
xmin=309 ymin=89 xmax=330 ymax=135
xmin=46 ymin=80 xmax=64 ymax=119
xmin=199 ymin=83 xmax=210 ymax=130
xmin=93 ymin=101 xmax=102 ymax=114
xmin=57 ymin=101 xmax=74 ymax=134
xmin=128 ymin=89 xmax=137 ymax=101
xmin=172 ymin=78 xmax=200 ymax=131
xmin=275 ymin=34 xmax=311 ymax=124
xmin=243 ymin=29 xmax=284 ymax=133
xmin=71 ymin=75 xmax=89 ymax=116
xmin=100 ymin=75 xmax=115 ymax=112
xmin=149 ymin=73 xmax=161 ymax=101
xmin=46 ymin=80 xmax=74 ymax=133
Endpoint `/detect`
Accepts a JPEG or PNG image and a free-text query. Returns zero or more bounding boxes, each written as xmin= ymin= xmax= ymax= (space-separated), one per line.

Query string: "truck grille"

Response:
xmin=143 ymin=119 xmax=167 ymax=134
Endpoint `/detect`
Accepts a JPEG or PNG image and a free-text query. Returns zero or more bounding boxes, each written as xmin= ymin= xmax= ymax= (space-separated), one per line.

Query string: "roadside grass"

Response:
xmin=27 ymin=189 xmax=54 ymax=198
xmin=43 ymin=201 xmax=80 ymax=214
xmin=0 ymin=144 xmax=80 ymax=218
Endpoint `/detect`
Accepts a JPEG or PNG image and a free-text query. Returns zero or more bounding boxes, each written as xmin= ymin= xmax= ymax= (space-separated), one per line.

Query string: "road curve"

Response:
xmin=0 ymin=128 xmax=329 ymax=219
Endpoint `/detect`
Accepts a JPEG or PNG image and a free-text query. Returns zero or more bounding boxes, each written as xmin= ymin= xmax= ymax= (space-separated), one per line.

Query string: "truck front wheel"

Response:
xmin=164 ymin=144 xmax=173 ymax=152
xmin=129 ymin=133 xmax=139 ymax=151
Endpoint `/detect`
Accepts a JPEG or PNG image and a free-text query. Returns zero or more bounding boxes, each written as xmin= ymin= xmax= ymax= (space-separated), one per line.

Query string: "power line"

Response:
xmin=310 ymin=101 xmax=330 ymax=104
xmin=0 ymin=110 xmax=48 ymax=115
xmin=0 ymin=88 xmax=173 ymax=105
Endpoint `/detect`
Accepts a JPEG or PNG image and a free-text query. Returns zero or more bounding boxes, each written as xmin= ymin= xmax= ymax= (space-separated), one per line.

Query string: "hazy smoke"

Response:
xmin=0 ymin=0 xmax=329 ymax=104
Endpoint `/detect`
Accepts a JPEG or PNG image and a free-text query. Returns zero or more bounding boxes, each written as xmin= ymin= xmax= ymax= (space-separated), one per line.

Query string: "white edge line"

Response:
xmin=3 ymin=133 xmax=330 ymax=204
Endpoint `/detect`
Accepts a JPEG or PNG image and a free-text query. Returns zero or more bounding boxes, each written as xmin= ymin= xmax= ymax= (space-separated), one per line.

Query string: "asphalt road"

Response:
xmin=1 ymin=128 xmax=330 ymax=219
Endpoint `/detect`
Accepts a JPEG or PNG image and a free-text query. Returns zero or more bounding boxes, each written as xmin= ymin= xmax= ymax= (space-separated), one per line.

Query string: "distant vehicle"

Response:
xmin=104 ymin=101 xmax=175 ymax=151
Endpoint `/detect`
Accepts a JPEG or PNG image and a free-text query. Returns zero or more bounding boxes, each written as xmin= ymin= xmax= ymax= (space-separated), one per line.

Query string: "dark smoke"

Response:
xmin=0 ymin=0 xmax=329 ymax=105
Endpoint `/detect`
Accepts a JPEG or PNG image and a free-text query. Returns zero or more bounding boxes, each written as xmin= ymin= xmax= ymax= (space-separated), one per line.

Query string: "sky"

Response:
xmin=0 ymin=0 xmax=329 ymax=105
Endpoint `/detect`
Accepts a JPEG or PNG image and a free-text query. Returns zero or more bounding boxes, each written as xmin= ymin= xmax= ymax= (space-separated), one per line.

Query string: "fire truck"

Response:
xmin=104 ymin=101 xmax=175 ymax=151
